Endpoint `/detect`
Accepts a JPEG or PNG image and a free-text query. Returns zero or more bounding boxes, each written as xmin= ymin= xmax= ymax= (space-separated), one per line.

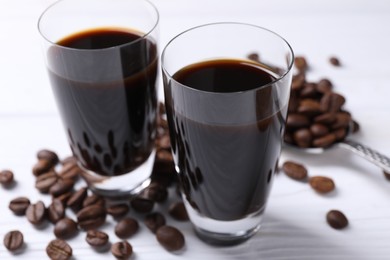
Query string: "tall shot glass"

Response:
xmin=161 ymin=23 xmax=294 ymax=245
xmin=38 ymin=0 xmax=159 ymax=197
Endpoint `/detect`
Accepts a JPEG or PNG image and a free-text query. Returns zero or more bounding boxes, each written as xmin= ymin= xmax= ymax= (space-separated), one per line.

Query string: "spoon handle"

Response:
xmin=339 ymin=139 xmax=390 ymax=172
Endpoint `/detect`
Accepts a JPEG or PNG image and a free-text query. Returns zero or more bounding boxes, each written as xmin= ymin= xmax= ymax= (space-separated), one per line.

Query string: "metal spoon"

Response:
xmin=285 ymin=138 xmax=390 ymax=173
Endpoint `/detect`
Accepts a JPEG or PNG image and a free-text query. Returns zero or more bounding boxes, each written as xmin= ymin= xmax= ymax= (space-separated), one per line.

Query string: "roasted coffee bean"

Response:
xmin=247 ymin=52 xmax=260 ymax=62
xmin=309 ymin=176 xmax=335 ymax=193
xmin=111 ymin=241 xmax=133 ymax=260
xmin=83 ymin=194 xmax=105 ymax=208
xmin=26 ymin=200 xmax=46 ymax=225
xmin=300 ymin=82 xmax=319 ymax=99
xmin=58 ymin=162 xmax=82 ymax=180
xmin=351 ymin=120 xmax=360 ymax=133
xmin=55 ymin=191 xmax=73 ymax=206
xmin=48 ymin=199 xmax=65 ymax=224
xmin=298 ymin=99 xmax=322 ymax=116
xmin=114 ymin=217 xmax=139 ymax=239
xmin=86 ymin=230 xmax=109 ymax=247
xmin=329 ymin=56 xmax=341 ymax=66
xmin=310 ymin=123 xmax=329 ymax=137
xmin=35 ymin=171 xmax=58 ymax=193
xmin=156 ymin=225 xmax=185 ymax=252
xmin=294 ymin=56 xmax=308 ymax=72
xmin=320 ymin=92 xmax=345 ymax=113
xmin=67 ymin=187 xmax=88 ymax=212
xmin=61 ymin=156 xmax=77 ymax=165
xmin=314 ymin=112 xmax=336 ymax=124
xmin=130 ymin=197 xmax=154 ymax=213
xmin=46 ymin=239 xmax=72 ymax=260
xmin=0 ymin=170 xmax=14 ymax=185
xmin=37 ymin=149 xmax=59 ymax=166
xmin=291 ymin=73 xmax=305 ymax=91
xmin=169 ymin=201 xmax=189 ymax=221
xmin=32 ymin=159 xmax=54 ymax=176
xmin=144 ymin=212 xmax=166 ymax=233
xmin=286 ymin=113 xmax=310 ymax=129
xmin=107 ymin=203 xmax=130 ymax=219
xmin=293 ymin=128 xmax=312 ymax=148
xmin=9 ymin=197 xmax=30 ymax=216
xmin=333 ymin=127 xmax=347 ymax=141
xmin=49 ymin=178 xmax=75 ymax=197
xmin=143 ymin=182 xmax=168 ymax=203
xmin=384 ymin=171 xmax=390 ymax=181
xmin=54 ymin=217 xmax=78 ymax=239
xmin=282 ymin=161 xmax=308 ymax=181
xmin=77 ymin=205 xmax=107 ymax=230
xmin=313 ymin=133 xmax=337 ymax=148
xmin=316 ymin=78 xmax=333 ymax=93
xmin=326 ymin=210 xmax=348 ymax=229
xmin=3 ymin=230 xmax=24 ymax=251
xmin=331 ymin=112 xmax=351 ymax=130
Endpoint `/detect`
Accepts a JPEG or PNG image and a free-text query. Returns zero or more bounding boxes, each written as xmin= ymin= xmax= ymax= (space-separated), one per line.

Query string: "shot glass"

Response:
xmin=38 ymin=0 xmax=159 ymax=197
xmin=161 ymin=22 xmax=294 ymax=245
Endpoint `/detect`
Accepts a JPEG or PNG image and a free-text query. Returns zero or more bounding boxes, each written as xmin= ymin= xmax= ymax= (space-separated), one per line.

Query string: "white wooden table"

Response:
xmin=0 ymin=0 xmax=389 ymax=259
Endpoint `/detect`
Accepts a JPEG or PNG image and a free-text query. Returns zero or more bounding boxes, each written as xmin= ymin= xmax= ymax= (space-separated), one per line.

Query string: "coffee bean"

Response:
xmin=156 ymin=225 xmax=185 ymax=252
xmin=77 ymin=205 xmax=107 ymax=230
xmin=298 ymin=99 xmax=322 ymax=116
xmin=143 ymin=182 xmax=168 ymax=203
xmin=37 ymin=149 xmax=59 ymax=166
xmin=314 ymin=112 xmax=336 ymax=124
xmin=55 ymin=191 xmax=73 ymax=206
xmin=46 ymin=239 xmax=72 ymax=260
xmin=300 ymin=82 xmax=319 ymax=99
xmin=9 ymin=197 xmax=30 ymax=216
xmin=329 ymin=56 xmax=341 ymax=66
xmin=384 ymin=171 xmax=390 ymax=181
xmin=54 ymin=217 xmax=78 ymax=239
xmin=0 ymin=170 xmax=14 ymax=185
xmin=58 ymin=162 xmax=82 ymax=180
xmin=326 ymin=210 xmax=348 ymax=229
xmin=3 ymin=230 xmax=24 ymax=251
xmin=320 ymin=92 xmax=345 ymax=113
xmin=83 ymin=194 xmax=105 ymax=208
xmin=26 ymin=200 xmax=46 ymax=225
xmin=144 ymin=212 xmax=166 ymax=233
xmin=107 ymin=203 xmax=130 ymax=219
xmin=114 ymin=217 xmax=139 ymax=239
xmin=310 ymin=123 xmax=329 ymax=137
xmin=86 ymin=230 xmax=109 ymax=247
xmin=35 ymin=171 xmax=58 ymax=193
xmin=67 ymin=187 xmax=87 ymax=212
xmin=309 ymin=176 xmax=335 ymax=193
xmin=291 ymin=73 xmax=305 ymax=91
xmin=316 ymin=79 xmax=333 ymax=93
xmin=293 ymin=128 xmax=312 ymax=148
xmin=130 ymin=197 xmax=154 ymax=213
xmin=111 ymin=241 xmax=133 ymax=260
xmin=61 ymin=156 xmax=77 ymax=165
xmin=247 ymin=52 xmax=260 ymax=62
xmin=169 ymin=201 xmax=189 ymax=221
xmin=282 ymin=161 xmax=308 ymax=181
xmin=49 ymin=178 xmax=75 ymax=197
xmin=312 ymin=133 xmax=337 ymax=148
xmin=286 ymin=113 xmax=310 ymax=129
xmin=294 ymin=56 xmax=308 ymax=72
xmin=48 ymin=199 xmax=65 ymax=224
xmin=32 ymin=159 xmax=54 ymax=176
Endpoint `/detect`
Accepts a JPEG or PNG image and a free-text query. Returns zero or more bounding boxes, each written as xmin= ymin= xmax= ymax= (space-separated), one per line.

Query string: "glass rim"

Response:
xmin=37 ymin=0 xmax=159 ymax=52
xmin=161 ymin=22 xmax=294 ymax=95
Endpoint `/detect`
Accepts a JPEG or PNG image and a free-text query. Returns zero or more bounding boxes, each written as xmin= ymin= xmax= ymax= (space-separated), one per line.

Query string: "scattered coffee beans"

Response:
xmin=130 ymin=197 xmax=154 ymax=214
xmin=35 ymin=171 xmax=58 ymax=193
xmin=32 ymin=159 xmax=54 ymax=177
xmin=37 ymin=149 xmax=59 ymax=166
xmin=67 ymin=187 xmax=88 ymax=212
xmin=46 ymin=239 xmax=72 ymax=260
xmin=168 ymin=201 xmax=189 ymax=221
xmin=54 ymin=217 xmax=78 ymax=239
xmin=3 ymin=230 xmax=24 ymax=251
xmin=58 ymin=162 xmax=82 ymax=180
xmin=83 ymin=194 xmax=105 ymax=208
xmin=144 ymin=212 xmax=166 ymax=233
xmin=49 ymin=178 xmax=75 ymax=197
xmin=329 ymin=56 xmax=341 ymax=67
xmin=282 ymin=161 xmax=308 ymax=181
xmin=86 ymin=230 xmax=109 ymax=248
xmin=26 ymin=200 xmax=46 ymax=225
xmin=326 ymin=210 xmax=348 ymax=229
xmin=294 ymin=56 xmax=308 ymax=72
xmin=0 ymin=169 xmax=14 ymax=185
xmin=156 ymin=225 xmax=185 ymax=252
xmin=111 ymin=241 xmax=133 ymax=259
xmin=114 ymin=217 xmax=139 ymax=239
xmin=9 ymin=197 xmax=30 ymax=216
xmin=309 ymin=176 xmax=335 ymax=194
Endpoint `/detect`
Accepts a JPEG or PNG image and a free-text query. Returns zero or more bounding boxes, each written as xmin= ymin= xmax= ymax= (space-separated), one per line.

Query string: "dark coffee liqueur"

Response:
xmin=48 ymin=27 xmax=158 ymax=176
xmin=169 ymin=59 xmax=285 ymax=220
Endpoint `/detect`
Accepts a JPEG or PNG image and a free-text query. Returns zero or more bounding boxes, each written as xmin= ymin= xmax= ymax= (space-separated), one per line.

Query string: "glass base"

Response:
xmin=79 ymin=150 xmax=155 ymax=198
xmin=184 ymin=199 xmax=264 ymax=246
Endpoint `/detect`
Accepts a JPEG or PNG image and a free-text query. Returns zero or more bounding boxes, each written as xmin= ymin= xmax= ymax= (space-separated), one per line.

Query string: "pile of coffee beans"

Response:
xmin=3 ymin=102 xmax=187 ymax=259
xmin=285 ymin=56 xmax=359 ymax=148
